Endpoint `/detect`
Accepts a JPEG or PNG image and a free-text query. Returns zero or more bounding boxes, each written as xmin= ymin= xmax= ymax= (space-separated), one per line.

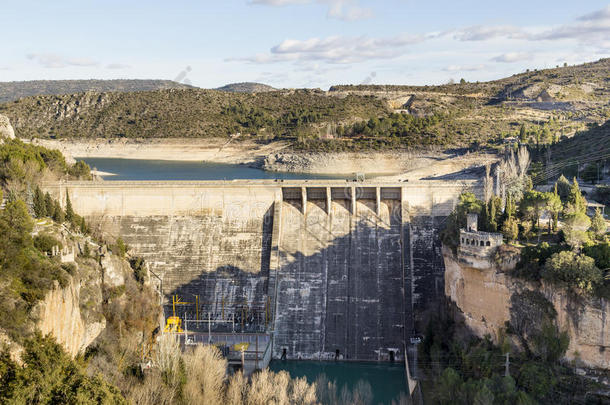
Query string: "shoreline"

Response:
xmin=31 ymin=137 xmax=497 ymax=181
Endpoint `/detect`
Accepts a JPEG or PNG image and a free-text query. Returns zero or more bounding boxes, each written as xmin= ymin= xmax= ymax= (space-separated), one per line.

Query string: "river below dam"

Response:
xmin=269 ymin=360 xmax=407 ymax=405
xmin=79 ymin=157 xmax=375 ymax=181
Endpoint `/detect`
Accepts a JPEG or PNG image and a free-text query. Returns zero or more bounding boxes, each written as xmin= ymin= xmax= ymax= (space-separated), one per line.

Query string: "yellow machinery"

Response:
xmin=164 ymin=316 xmax=183 ymax=333
xmin=163 ymin=295 xmax=191 ymax=333
xmin=232 ymin=342 xmax=250 ymax=352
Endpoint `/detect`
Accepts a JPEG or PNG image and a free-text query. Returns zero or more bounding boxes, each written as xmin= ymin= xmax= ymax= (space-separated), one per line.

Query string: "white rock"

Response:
xmin=0 ymin=114 xmax=15 ymax=140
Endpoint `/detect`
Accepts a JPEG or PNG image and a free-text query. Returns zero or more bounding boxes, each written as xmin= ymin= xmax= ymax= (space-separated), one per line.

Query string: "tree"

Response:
xmin=583 ymin=243 xmax=610 ymax=269
xmin=33 ymin=186 xmax=46 ymax=218
xmin=1 ymin=200 xmax=34 ymax=247
xmin=563 ymin=212 xmax=591 ymax=249
xmin=531 ymin=321 xmax=570 ymax=363
xmin=545 ymin=192 xmax=562 ymax=232
xmin=65 ymin=192 xmax=74 ymax=224
xmin=0 ymin=334 xmax=127 ymax=404
xmin=441 ymin=192 xmax=485 ymax=249
xmin=582 ymin=163 xmax=599 ymax=184
xmin=520 ymin=220 xmax=533 ymax=242
xmin=555 ymin=175 xmax=571 ymax=202
xmin=519 ymin=124 xmax=526 ymax=142
xmin=519 ymin=191 xmax=547 ymax=231
xmin=542 ymin=250 xmax=602 ymax=293
xmin=44 ymin=192 xmax=54 ymax=216
xmin=564 ymin=178 xmax=587 ymax=215
xmin=590 ymin=208 xmax=606 ymax=238
xmin=115 ymin=237 xmax=128 ymax=258
xmin=473 ymin=384 xmax=495 ymax=405
xmin=52 ymin=200 xmax=64 ymax=223
xmin=502 ymin=217 xmax=519 ymax=242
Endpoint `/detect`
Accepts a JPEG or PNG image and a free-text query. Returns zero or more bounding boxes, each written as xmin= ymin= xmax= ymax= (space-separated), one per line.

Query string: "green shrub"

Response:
xmin=542 ymin=250 xmax=602 ymax=293
xmin=34 ymin=233 xmax=62 ymax=254
xmin=113 ymin=237 xmax=128 ymax=258
xmin=0 ymin=333 xmax=127 ymax=404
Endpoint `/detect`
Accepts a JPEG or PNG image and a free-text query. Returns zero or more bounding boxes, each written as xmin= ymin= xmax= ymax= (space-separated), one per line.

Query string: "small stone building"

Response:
xmin=458 ymin=213 xmax=504 ymax=269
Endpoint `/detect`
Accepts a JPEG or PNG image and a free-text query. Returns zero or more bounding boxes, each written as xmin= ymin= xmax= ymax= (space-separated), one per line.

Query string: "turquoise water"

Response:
xmin=269 ymin=360 xmax=407 ymax=405
xmin=80 ymin=157 xmax=354 ymax=181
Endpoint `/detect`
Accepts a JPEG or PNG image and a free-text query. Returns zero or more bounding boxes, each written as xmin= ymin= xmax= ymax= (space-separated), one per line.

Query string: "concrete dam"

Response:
xmin=46 ymin=179 xmax=480 ymax=361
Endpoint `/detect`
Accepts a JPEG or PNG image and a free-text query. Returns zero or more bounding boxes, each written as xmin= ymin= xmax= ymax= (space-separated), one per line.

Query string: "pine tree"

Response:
xmin=590 ymin=208 xmax=606 ymax=238
xmin=52 ymin=200 xmax=65 ymax=223
xmin=80 ymin=216 xmax=87 ymax=234
xmin=44 ymin=192 xmax=54 ymax=216
xmin=489 ymin=198 xmax=499 ymax=232
xmin=519 ymin=124 xmax=526 ymax=142
xmin=567 ymin=178 xmax=587 ymax=215
xmin=65 ymin=192 xmax=74 ymax=224
xmin=33 ymin=186 xmax=46 ymax=218
xmin=505 ymin=195 xmax=515 ymax=218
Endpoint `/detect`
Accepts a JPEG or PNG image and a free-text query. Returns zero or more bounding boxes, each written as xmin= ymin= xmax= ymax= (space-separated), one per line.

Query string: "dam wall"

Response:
xmin=45 ymin=180 xmax=480 ymax=360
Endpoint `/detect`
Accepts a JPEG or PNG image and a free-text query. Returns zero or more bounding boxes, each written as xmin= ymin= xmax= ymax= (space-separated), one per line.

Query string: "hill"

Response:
xmin=215 ymin=82 xmax=276 ymax=93
xmin=330 ymin=58 xmax=610 ymax=102
xmin=0 ymin=79 xmax=193 ymax=103
xmin=0 ymin=59 xmax=608 ymax=151
xmin=0 ymin=88 xmax=388 ymax=149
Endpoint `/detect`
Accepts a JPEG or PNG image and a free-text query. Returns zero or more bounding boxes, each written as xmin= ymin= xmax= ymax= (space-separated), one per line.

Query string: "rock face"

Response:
xmin=34 ymin=278 xmax=105 ymax=357
xmin=263 ymin=152 xmax=415 ymax=175
xmin=101 ymin=254 xmax=127 ymax=288
xmin=443 ymin=247 xmax=610 ymax=369
xmin=0 ymin=114 xmax=15 ymax=140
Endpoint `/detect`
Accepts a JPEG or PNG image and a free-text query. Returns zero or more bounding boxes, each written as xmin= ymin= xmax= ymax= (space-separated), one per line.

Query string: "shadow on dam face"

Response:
xmin=166 ymin=198 xmax=409 ymax=362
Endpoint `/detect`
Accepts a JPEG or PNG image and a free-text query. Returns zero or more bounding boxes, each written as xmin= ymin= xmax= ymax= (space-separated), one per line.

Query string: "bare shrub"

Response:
xmin=183 ymin=345 xmax=227 ymax=405
xmin=498 ymin=145 xmax=531 ymax=201
xmin=154 ymin=333 xmax=182 ymax=388
xmin=225 ymin=371 xmax=246 ymax=405
xmin=128 ymin=369 xmax=176 ymax=405
xmin=289 ymin=376 xmax=317 ymax=405
xmin=315 ymin=374 xmax=340 ymax=405
xmin=245 ymin=369 xmax=318 ymax=405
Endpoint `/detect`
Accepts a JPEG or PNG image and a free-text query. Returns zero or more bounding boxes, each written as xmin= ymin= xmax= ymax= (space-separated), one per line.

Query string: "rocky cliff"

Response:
xmin=29 ymin=235 xmax=133 ymax=357
xmin=34 ymin=278 xmax=105 ymax=357
xmin=443 ymin=246 xmax=610 ymax=370
xmin=0 ymin=114 xmax=15 ymax=140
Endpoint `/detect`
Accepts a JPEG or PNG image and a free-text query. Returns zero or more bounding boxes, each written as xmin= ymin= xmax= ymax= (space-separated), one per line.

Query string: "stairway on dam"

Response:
xmin=44 ymin=180 xmax=480 ymax=361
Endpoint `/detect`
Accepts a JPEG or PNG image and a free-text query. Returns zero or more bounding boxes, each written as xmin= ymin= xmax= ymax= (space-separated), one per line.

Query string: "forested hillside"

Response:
xmin=0 ymin=79 xmax=192 ymax=103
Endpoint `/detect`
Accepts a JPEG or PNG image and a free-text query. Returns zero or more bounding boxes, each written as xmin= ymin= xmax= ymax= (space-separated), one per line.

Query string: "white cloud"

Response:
xmin=249 ymin=0 xmax=373 ymax=21
xmin=106 ymin=63 xmax=131 ymax=69
xmin=443 ymin=64 xmax=487 ymax=72
xmin=231 ymin=33 xmax=424 ymax=64
xmin=535 ymin=6 xmax=610 ymax=44
xmin=490 ymin=52 xmax=533 ymax=63
xmin=250 ymin=0 xmax=309 ymax=4
xmin=454 ymin=5 xmax=610 ymax=49
xmin=577 ymin=5 xmax=610 ymax=22
xmin=26 ymin=53 xmax=99 ymax=68
xmin=453 ymin=25 xmax=526 ymax=41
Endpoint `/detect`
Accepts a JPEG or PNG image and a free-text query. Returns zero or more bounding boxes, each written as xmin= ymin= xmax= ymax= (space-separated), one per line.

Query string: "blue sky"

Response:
xmin=2 ymin=1 xmax=609 ymax=89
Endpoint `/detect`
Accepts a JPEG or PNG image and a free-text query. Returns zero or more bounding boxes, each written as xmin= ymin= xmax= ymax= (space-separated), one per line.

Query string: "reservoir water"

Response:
xmin=269 ymin=360 xmax=406 ymax=405
xmin=80 ymin=157 xmax=361 ymax=181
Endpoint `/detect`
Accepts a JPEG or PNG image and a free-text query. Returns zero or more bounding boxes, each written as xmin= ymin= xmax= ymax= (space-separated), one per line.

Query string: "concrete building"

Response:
xmin=458 ymin=213 xmax=504 ymax=270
